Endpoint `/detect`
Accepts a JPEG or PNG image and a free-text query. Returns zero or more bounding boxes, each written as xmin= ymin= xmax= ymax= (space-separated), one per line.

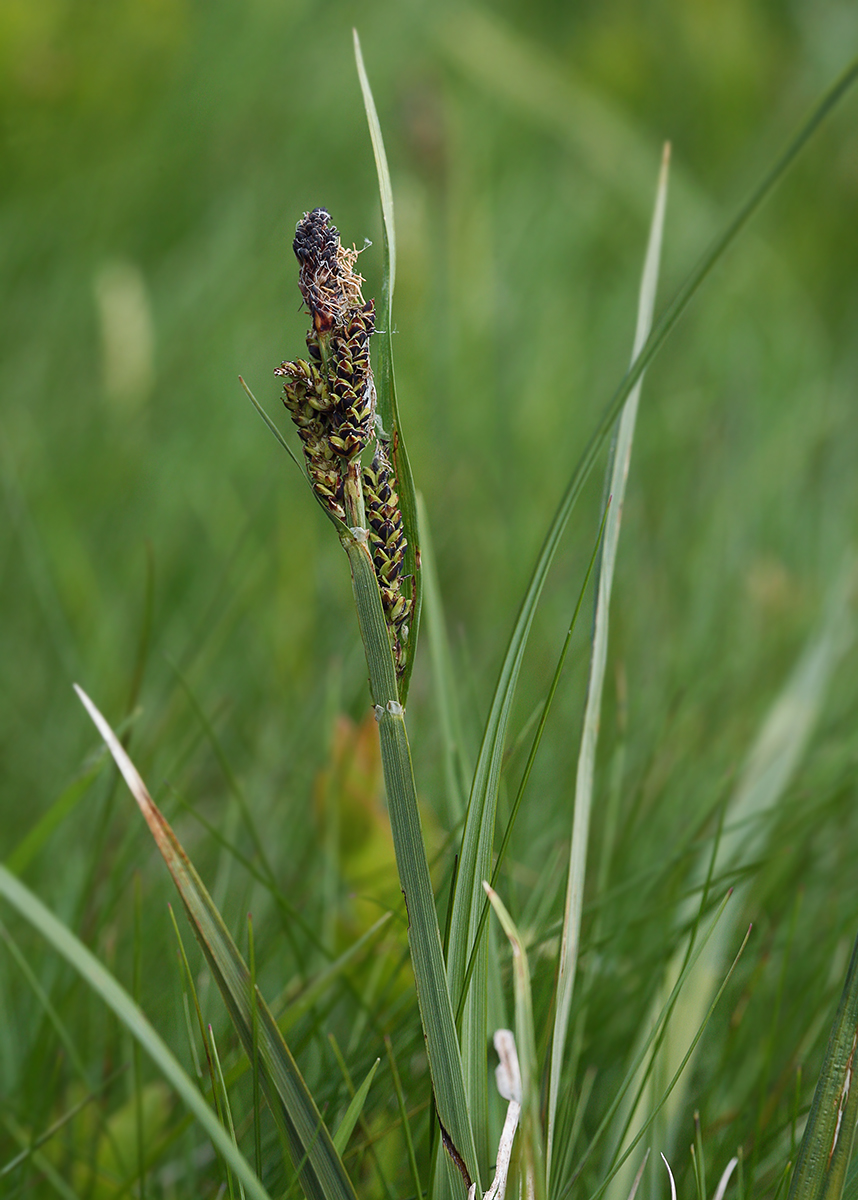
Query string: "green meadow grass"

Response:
xmin=2 ymin=3 xmax=858 ymax=1198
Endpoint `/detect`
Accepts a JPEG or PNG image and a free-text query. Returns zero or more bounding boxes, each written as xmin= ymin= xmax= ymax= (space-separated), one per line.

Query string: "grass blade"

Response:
xmin=442 ymin=53 xmax=857 ymax=1180
xmin=239 ymin=375 xmax=303 ymax=470
xmin=605 ymin=560 xmax=856 ymax=1200
xmin=547 ymin=143 xmax=670 ymax=1188
xmin=386 ymin=1035 xmax=424 ymax=1200
xmin=786 ymin=931 xmax=858 ymax=1200
xmin=208 ymin=1024 xmax=244 ymax=1200
xmin=332 ymin=1058 xmax=380 ymax=1155
xmin=248 ymin=915 xmax=263 ymax=1179
xmin=559 ymin=901 xmax=748 ymax=1200
xmin=329 ymin=1036 xmax=396 ymax=1199
xmin=446 ymin=147 xmax=669 ymax=1182
xmin=0 ymin=864 xmax=274 ymax=1200
xmin=485 ymin=884 xmax=546 ymax=1200
xmin=275 ymin=915 xmax=392 ymax=1033
xmin=455 ymin=497 xmax=609 ymax=1025
xmin=418 ymin=492 xmax=472 ymax=825
xmin=5 ymin=759 xmax=104 ymax=876
xmin=73 ymin=685 xmax=358 ymax=1200
xmin=0 ymin=915 xmax=90 ymax=1082
xmin=326 ymin=533 xmax=480 ymax=1190
xmin=353 ymin=29 xmax=423 ymax=704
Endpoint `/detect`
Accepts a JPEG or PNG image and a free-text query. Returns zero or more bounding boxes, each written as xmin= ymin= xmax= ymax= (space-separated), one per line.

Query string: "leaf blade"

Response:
xmin=332 ymin=1059 xmax=380 ymax=1155
xmin=547 ymin=142 xmax=670 ymax=1188
xmin=788 ymin=934 xmax=858 ymax=1200
xmin=0 ymin=863 xmax=274 ymax=1200
xmin=339 ymin=535 xmax=480 ymax=1189
xmin=485 ymin=885 xmax=546 ymax=1200
xmin=353 ymin=29 xmax=423 ymax=704
xmin=443 ymin=54 xmax=858 ymax=1179
xmin=73 ymin=685 xmax=358 ymax=1200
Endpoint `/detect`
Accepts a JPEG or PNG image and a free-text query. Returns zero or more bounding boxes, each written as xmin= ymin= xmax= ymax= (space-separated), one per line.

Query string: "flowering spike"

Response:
xmin=363 ymin=440 xmax=411 ymax=674
xmin=277 ymin=208 xmax=411 ymax=675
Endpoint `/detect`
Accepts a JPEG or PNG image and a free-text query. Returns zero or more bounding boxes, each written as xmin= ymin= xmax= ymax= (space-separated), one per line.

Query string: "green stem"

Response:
xmin=341 ymin=532 xmax=480 ymax=1192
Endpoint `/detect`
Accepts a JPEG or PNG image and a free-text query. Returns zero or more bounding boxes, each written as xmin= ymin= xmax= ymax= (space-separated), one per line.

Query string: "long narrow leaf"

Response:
xmin=588 ymin=926 xmax=751 ymax=1200
xmin=789 ymin=932 xmax=858 ymax=1200
xmin=0 ymin=864 xmax=273 ymax=1200
xmin=276 ymin=915 xmax=392 ymax=1033
xmin=341 ymin=531 xmax=480 ymax=1190
xmin=547 ymin=144 xmax=670 ymax=1187
xmin=485 ymin=885 xmax=546 ymax=1200
xmin=443 ymin=54 xmax=857 ymax=1184
xmin=554 ymin=895 xmax=744 ymax=1200
xmin=447 ymin=145 xmax=669 ymax=1179
xmin=353 ymin=29 xmax=423 ymax=704
xmin=605 ymin=558 xmax=856 ymax=1200
xmin=455 ymin=498 xmax=610 ymax=1024
xmin=386 ymin=1035 xmax=425 ymax=1200
xmin=6 ymin=759 xmax=104 ymax=875
xmin=418 ymin=493 xmax=472 ymax=825
xmin=333 ymin=1059 xmax=380 ymax=1155
xmin=73 ymin=686 xmax=358 ymax=1200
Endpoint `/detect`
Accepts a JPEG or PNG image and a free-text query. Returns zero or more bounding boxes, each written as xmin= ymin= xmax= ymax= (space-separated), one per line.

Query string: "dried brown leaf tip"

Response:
xmin=277 ymin=207 xmax=411 ymax=676
xmin=275 ymin=208 xmax=377 ymax=521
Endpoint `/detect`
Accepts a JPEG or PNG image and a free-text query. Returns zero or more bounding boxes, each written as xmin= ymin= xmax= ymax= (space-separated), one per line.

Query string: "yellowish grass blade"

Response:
xmin=73 ymin=685 xmax=358 ymax=1200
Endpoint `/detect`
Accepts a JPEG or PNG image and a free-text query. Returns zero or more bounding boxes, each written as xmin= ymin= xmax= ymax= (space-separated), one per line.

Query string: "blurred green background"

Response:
xmin=2 ymin=0 xmax=858 ymax=1194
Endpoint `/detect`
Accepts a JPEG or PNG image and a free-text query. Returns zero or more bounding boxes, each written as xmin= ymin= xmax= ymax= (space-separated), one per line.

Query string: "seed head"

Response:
xmin=277 ymin=209 xmax=377 ymax=515
xmin=292 ymin=208 xmax=369 ymax=335
xmin=363 ymin=440 xmax=411 ymax=674
xmin=278 ymin=209 xmax=410 ymax=678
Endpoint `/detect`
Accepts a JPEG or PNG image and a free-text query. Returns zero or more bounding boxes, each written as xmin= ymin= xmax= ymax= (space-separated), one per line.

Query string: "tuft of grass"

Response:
xmin=3 ymin=13 xmax=858 ymax=1200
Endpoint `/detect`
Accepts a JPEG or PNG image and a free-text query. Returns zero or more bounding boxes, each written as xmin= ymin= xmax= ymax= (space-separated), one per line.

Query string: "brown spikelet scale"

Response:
xmin=276 ymin=208 xmax=377 ymax=516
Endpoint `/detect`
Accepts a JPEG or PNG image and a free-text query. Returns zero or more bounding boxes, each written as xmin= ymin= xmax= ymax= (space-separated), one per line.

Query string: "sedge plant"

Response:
xmin=2 ymin=30 xmax=858 ymax=1200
